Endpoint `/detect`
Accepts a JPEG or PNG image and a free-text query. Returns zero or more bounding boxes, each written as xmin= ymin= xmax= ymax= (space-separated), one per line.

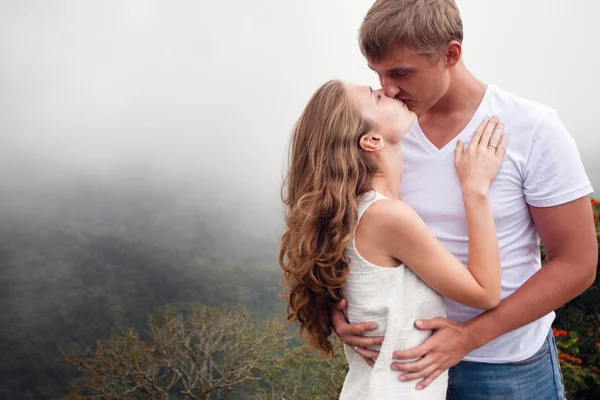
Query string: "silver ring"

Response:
xmin=489 ymin=143 xmax=497 ymax=149
xmin=354 ymin=345 xmax=359 ymax=352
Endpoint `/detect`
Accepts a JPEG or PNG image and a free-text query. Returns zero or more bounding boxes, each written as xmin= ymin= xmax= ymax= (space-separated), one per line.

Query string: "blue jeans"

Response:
xmin=447 ymin=330 xmax=566 ymax=399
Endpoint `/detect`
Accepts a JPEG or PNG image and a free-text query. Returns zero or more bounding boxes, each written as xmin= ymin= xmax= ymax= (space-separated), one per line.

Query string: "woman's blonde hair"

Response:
xmin=279 ymin=80 xmax=377 ymax=354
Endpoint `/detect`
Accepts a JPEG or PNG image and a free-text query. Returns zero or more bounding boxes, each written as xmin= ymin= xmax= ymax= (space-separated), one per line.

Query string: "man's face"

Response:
xmin=368 ymin=46 xmax=449 ymax=114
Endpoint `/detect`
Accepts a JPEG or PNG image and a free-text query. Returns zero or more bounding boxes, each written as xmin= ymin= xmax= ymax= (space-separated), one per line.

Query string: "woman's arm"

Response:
xmin=372 ymin=197 xmax=499 ymax=309
xmin=375 ymin=118 xmax=507 ymax=309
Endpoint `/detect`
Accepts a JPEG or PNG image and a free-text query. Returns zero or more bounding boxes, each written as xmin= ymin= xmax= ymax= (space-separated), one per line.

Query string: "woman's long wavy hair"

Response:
xmin=279 ymin=80 xmax=378 ymax=354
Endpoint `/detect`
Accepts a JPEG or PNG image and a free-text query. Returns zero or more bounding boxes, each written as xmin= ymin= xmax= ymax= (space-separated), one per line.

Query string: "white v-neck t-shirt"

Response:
xmin=400 ymin=84 xmax=593 ymax=363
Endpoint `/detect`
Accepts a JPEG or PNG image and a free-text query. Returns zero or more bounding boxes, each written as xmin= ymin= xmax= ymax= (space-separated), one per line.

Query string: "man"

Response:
xmin=331 ymin=1 xmax=597 ymax=398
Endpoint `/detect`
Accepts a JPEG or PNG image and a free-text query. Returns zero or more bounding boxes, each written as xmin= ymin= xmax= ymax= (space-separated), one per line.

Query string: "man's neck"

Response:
xmin=425 ymin=61 xmax=486 ymax=118
xmin=418 ymin=61 xmax=487 ymax=149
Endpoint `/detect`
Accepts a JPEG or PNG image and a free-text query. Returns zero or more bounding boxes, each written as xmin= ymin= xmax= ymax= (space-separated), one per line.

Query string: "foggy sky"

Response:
xmin=1 ymin=0 xmax=599 ymax=212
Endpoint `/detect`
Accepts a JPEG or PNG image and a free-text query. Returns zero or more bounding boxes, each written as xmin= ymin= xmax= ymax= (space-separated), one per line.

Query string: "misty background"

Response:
xmin=0 ymin=0 xmax=599 ymax=398
xmin=1 ymin=0 xmax=599 ymax=242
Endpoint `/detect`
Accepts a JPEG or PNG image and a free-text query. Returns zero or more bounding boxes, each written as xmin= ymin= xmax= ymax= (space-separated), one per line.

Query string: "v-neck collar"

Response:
xmin=412 ymin=84 xmax=494 ymax=156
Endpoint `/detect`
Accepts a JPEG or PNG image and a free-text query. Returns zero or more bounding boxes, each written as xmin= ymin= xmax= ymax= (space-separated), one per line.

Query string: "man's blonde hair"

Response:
xmin=359 ymin=0 xmax=463 ymax=61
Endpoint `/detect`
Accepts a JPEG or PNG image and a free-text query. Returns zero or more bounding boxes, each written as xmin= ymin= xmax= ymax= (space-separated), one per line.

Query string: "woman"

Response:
xmin=279 ymin=80 xmax=507 ymax=399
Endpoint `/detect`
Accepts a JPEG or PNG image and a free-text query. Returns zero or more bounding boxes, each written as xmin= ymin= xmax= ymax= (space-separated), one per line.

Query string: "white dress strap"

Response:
xmin=357 ymin=191 xmax=389 ymax=222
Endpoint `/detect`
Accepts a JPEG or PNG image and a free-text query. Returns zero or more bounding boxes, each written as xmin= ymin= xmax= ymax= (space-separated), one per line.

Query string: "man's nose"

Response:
xmin=381 ymin=77 xmax=400 ymax=98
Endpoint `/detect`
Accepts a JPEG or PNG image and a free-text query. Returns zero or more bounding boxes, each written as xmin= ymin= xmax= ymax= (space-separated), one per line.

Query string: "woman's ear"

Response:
xmin=359 ymin=132 xmax=383 ymax=152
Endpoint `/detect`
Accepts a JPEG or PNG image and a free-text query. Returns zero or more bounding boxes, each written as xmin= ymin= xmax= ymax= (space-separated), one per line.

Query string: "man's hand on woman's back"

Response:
xmin=331 ymin=299 xmax=384 ymax=366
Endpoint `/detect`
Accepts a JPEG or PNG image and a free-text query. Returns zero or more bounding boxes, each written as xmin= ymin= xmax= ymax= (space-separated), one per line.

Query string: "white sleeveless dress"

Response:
xmin=339 ymin=191 xmax=448 ymax=400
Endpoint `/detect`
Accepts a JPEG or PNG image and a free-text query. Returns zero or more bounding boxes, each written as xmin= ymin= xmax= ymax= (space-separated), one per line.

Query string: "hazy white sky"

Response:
xmin=1 ymin=0 xmax=599 ymax=204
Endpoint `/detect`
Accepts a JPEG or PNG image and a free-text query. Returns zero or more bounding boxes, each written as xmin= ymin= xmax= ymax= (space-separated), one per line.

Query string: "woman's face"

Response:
xmin=344 ymin=84 xmax=416 ymax=145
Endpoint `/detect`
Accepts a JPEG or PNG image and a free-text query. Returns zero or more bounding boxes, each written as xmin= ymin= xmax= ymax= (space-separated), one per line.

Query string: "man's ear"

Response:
xmin=444 ymin=40 xmax=462 ymax=68
xmin=359 ymin=132 xmax=383 ymax=152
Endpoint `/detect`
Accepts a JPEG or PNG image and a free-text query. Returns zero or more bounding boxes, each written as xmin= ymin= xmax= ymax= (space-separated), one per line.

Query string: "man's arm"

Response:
xmin=390 ymin=196 xmax=597 ymax=389
xmin=466 ymin=196 xmax=597 ymax=345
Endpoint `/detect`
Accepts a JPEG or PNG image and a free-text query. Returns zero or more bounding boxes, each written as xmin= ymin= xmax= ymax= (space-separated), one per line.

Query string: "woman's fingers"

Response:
xmin=454 ymin=140 xmax=464 ymax=165
xmin=478 ymin=116 xmax=499 ymax=149
xmin=468 ymin=118 xmax=489 ymax=150
xmin=487 ymin=121 xmax=504 ymax=151
xmin=495 ymin=132 xmax=509 ymax=158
